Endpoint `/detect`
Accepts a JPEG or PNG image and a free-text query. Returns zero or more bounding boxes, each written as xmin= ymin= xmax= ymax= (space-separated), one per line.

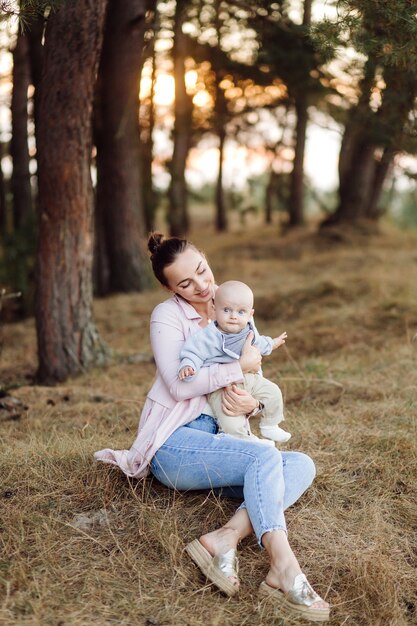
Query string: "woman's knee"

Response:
xmin=298 ymin=452 xmax=316 ymax=484
xmin=256 ymin=444 xmax=283 ymax=467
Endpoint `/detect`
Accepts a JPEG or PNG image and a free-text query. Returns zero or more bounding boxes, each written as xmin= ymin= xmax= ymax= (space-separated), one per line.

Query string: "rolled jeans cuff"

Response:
xmin=259 ymin=525 xmax=287 ymax=548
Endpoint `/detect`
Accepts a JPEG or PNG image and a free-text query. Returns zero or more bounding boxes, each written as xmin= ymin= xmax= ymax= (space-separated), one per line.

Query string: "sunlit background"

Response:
xmin=0 ymin=1 xmax=415 ymax=220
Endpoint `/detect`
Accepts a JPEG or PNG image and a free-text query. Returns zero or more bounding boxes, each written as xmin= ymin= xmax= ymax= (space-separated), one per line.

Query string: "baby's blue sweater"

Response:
xmin=178 ymin=320 xmax=273 ymax=379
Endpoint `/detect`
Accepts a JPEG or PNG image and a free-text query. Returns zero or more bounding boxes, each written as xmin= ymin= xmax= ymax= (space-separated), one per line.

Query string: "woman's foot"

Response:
xmin=262 ymin=530 xmax=329 ymax=614
xmin=265 ymin=565 xmax=329 ymax=611
xmin=199 ymin=526 xmax=240 ymax=589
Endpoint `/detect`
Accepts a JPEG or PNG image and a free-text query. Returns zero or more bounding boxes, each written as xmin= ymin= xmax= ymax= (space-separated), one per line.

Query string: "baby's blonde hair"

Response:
xmin=215 ymin=281 xmax=254 ymax=307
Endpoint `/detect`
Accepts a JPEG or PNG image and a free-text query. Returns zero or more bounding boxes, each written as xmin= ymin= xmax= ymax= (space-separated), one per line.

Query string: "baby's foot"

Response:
xmin=260 ymin=425 xmax=291 ymax=443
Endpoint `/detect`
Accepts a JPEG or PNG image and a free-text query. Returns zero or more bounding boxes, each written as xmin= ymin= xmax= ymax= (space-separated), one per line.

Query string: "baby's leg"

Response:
xmin=208 ymin=387 xmax=266 ymax=442
xmin=245 ymin=375 xmax=284 ymax=425
xmin=244 ymin=375 xmax=291 ymax=443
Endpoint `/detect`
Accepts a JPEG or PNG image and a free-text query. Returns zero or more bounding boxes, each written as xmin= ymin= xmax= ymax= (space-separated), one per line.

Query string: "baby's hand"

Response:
xmin=272 ymin=331 xmax=287 ymax=349
xmin=179 ymin=366 xmax=195 ymax=379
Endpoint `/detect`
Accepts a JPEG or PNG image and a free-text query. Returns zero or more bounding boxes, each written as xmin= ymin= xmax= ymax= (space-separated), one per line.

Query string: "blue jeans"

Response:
xmin=150 ymin=414 xmax=316 ymax=545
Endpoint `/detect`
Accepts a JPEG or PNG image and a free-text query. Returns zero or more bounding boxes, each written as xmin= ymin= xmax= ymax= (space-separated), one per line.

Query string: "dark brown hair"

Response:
xmin=148 ymin=232 xmax=193 ymax=287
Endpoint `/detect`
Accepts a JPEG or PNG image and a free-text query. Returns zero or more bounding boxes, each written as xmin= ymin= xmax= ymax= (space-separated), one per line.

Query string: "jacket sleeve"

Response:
xmin=178 ymin=330 xmax=210 ymax=377
xmin=151 ymin=303 xmax=244 ymax=401
xmin=251 ymin=318 xmax=274 ymax=355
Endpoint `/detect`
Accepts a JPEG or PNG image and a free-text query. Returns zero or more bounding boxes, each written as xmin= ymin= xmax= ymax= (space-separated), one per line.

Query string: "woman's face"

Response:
xmin=164 ymin=246 xmax=215 ymax=304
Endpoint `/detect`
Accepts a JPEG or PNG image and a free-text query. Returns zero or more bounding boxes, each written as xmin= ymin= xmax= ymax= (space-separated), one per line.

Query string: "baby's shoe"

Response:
xmin=258 ymin=438 xmax=276 ymax=447
xmin=260 ymin=425 xmax=291 ymax=443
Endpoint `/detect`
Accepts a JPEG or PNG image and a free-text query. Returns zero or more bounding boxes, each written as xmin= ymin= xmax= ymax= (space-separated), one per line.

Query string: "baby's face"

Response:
xmin=215 ymin=290 xmax=254 ymax=333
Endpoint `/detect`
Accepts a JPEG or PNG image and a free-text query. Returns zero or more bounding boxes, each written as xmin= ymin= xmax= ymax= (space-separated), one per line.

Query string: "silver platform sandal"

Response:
xmin=259 ymin=573 xmax=330 ymax=622
xmin=185 ymin=539 xmax=239 ymax=597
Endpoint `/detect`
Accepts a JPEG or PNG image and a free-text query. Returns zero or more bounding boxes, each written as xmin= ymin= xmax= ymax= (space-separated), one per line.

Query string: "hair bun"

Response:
xmin=148 ymin=232 xmax=164 ymax=255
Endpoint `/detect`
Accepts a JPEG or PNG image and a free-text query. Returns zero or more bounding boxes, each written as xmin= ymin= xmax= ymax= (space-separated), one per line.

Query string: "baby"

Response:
xmin=178 ymin=280 xmax=291 ymax=444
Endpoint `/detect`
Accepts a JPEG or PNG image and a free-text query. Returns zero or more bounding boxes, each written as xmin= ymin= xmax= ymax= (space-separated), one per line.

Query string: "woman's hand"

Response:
xmin=221 ymin=385 xmax=257 ymax=416
xmin=239 ymin=332 xmax=262 ymax=374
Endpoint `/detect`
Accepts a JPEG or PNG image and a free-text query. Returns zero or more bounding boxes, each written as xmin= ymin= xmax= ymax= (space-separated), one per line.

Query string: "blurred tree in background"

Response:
xmin=35 ymin=0 xmax=107 ymax=382
xmin=318 ymin=0 xmax=417 ymax=226
xmin=0 ymin=0 xmax=415 ymax=381
xmin=94 ymin=0 xmax=154 ymax=295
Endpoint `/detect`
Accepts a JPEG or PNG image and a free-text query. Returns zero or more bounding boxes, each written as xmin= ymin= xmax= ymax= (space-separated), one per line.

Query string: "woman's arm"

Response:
xmin=151 ymin=311 xmax=243 ymax=402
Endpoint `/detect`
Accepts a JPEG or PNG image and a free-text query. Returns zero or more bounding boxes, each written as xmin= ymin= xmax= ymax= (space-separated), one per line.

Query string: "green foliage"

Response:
xmin=252 ymin=6 xmax=335 ymax=101
xmin=343 ymin=0 xmax=417 ymax=69
xmin=389 ymin=188 xmax=417 ymax=230
xmin=0 ymin=0 xmax=63 ymax=28
xmin=0 ymin=213 xmax=37 ymax=317
xmin=188 ymin=183 xmax=215 ymax=204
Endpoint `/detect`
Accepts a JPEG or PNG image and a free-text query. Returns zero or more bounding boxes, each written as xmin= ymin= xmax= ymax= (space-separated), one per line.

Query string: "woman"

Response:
xmin=95 ymin=233 xmax=330 ymax=622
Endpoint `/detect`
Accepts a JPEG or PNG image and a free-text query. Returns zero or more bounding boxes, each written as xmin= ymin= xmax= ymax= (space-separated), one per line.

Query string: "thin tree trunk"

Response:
xmin=265 ymin=165 xmax=278 ymax=225
xmin=365 ymin=149 xmax=393 ymax=219
xmin=288 ymin=95 xmax=307 ymax=226
xmin=26 ymin=12 xmax=44 ymax=129
xmin=287 ymin=0 xmax=312 ymax=227
xmin=0 ymin=143 xmax=7 ymax=233
xmin=141 ymin=22 xmax=157 ymax=233
xmin=214 ymin=74 xmax=228 ymax=232
xmin=93 ymin=185 xmax=110 ymax=297
xmin=215 ymin=124 xmax=227 ymax=231
xmin=10 ymin=31 xmax=32 ymax=229
xmin=36 ymin=0 xmax=107 ymax=383
xmin=168 ymin=0 xmax=192 ymax=236
xmin=95 ymin=0 xmax=153 ymax=294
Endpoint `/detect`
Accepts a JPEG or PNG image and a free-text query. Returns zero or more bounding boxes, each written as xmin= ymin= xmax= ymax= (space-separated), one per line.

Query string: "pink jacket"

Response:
xmin=94 ymin=294 xmax=244 ymax=478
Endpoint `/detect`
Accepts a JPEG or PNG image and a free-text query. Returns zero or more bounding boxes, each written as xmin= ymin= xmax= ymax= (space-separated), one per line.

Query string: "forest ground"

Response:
xmin=0 ymin=216 xmax=416 ymax=626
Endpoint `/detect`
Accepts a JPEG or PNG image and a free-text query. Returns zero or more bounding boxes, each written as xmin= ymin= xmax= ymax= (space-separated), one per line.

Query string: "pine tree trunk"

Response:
xmin=332 ymin=141 xmax=376 ymax=224
xmin=141 ymin=27 xmax=158 ymax=233
xmin=168 ymin=0 xmax=192 ymax=236
xmin=0 ymin=143 xmax=7 ymax=233
xmin=322 ymin=62 xmax=416 ymax=228
xmin=93 ymin=190 xmax=110 ymax=297
xmin=365 ymin=149 xmax=393 ymax=219
xmin=214 ymin=79 xmax=227 ymax=232
xmin=287 ymin=0 xmax=312 ymax=227
xmin=215 ymin=125 xmax=227 ymax=231
xmin=10 ymin=32 xmax=32 ymax=229
xmin=26 ymin=12 xmax=44 ymax=129
xmin=288 ymin=95 xmax=307 ymax=226
xmin=265 ymin=167 xmax=279 ymax=224
xmin=36 ymin=0 xmax=107 ymax=383
xmin=95 ymin=0 xmax=153 ymax=294
xmin=337 ymin=58 xmax=376 ymax=201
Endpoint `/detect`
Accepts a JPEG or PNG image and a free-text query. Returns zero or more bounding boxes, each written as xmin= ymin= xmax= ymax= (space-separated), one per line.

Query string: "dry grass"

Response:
xmin=1 ymin=220 xmax=416 ymax=626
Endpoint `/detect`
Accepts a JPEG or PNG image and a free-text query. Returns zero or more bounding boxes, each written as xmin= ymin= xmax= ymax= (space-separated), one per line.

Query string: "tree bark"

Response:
xmin=141 ymin=22 xmax=158 ymax=233
xmin=95 ymin=0 xmax=153 ymax=294
xmin=287 ymin=0 xmax=312 ymax=227
xmin=322 ymin=63 xmax=416 ymax=227
xmin=265 ymin=167 xmax=274 ymax=225
xmin=26 ymin=12 xmax=44 ymax=130
xmin=168 ymin=0 xmax=192 ymax=236
xmin=0 ymin=143 xmax=7 ymax=233
xmin=36 ymin=0 xmax=107 ymax=383
xmin=288 ymin=95 xmax=308 ymax=226
xmin=10 ymin=31 xmax=32 ymax=229
xmin=338 ymin=58 xmax=376 ymax=196
xmin=215 ymin=125 xmax=227 ymax=231
xmin=365 ymin=148 xmax=393 ymax=219
xmin=214 ymin=79 xmax=228 ymax=231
